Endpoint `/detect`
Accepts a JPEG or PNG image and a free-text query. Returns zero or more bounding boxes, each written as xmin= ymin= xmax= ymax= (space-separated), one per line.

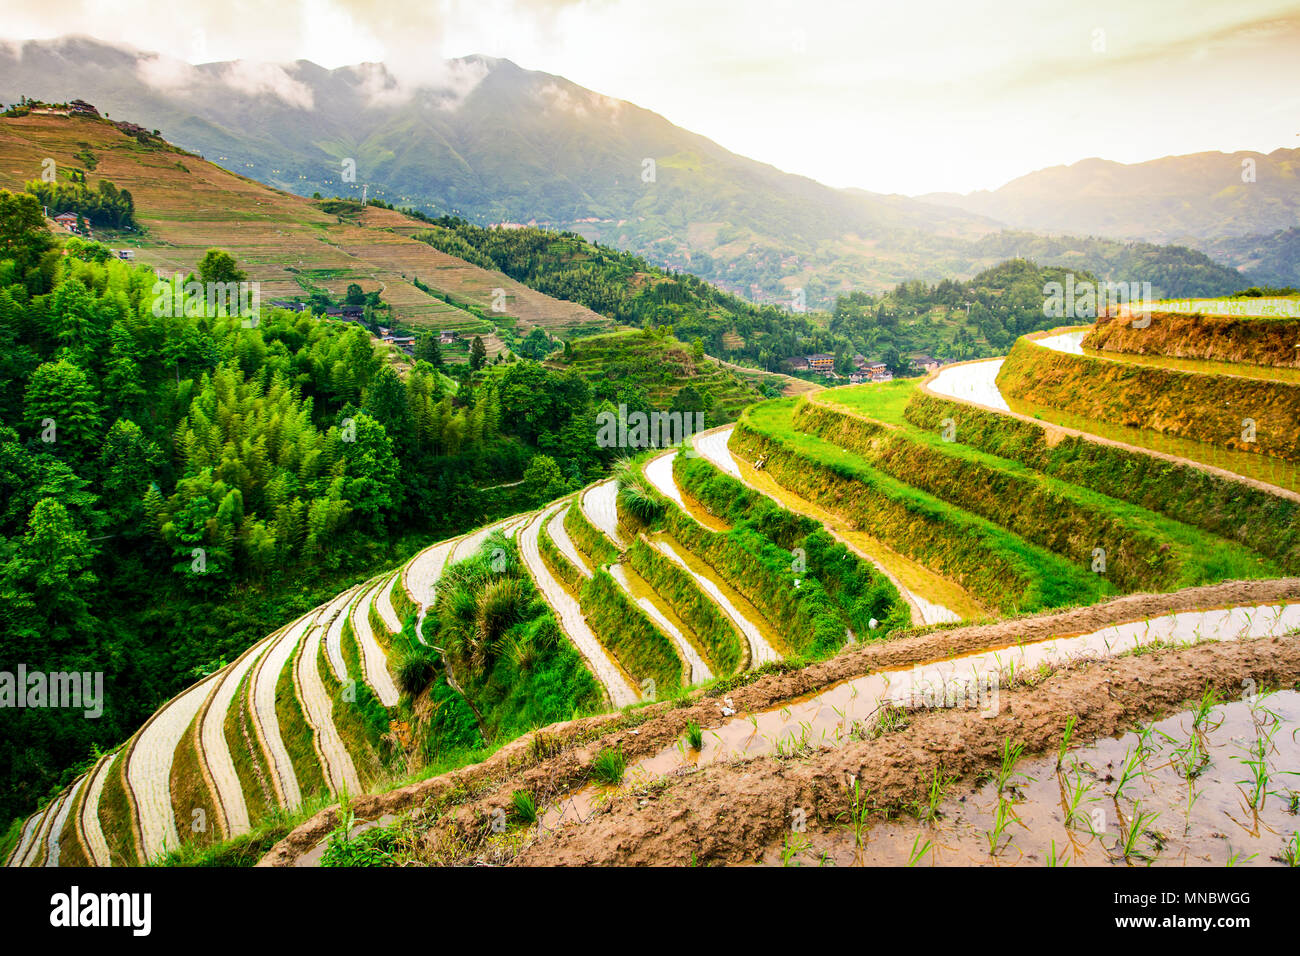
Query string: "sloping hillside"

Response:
xmin=0 ymin=110 xmax=611 ymax=340
xmin=8 ymin=306 xmax=1299 ymax=866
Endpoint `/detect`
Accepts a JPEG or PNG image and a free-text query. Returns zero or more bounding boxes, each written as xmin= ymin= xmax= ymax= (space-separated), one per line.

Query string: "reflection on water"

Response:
xmin=770 ymin=690 xmax=1300 ymax=867
xmin=535 ymin=603 xmax=1300 ymax=849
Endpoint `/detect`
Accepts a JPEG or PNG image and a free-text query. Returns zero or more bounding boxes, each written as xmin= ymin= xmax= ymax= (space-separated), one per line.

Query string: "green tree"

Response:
xmin=0 ymin=497 xmax=98 ymax=642
xmin=23 ymin=359 xmax=103 ymax=463
xmin=342 ymin=414 xmax=402 ymax=531
xmin=522 ymin=454 xmax=568 ymax=502
xmin=196 ymin=248 xmax=247 ymax=285
xmin=0 ymin=189 xmax=52 ymax=271
xmin=470 ymin=335 xmax=487 ymax=371
xmin=414 ymin=331 xmax=444 ymax=368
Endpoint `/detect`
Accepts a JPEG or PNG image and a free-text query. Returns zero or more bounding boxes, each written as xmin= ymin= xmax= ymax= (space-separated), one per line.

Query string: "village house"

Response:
xmin=807 ymin=353 xmax=835 ymax=372
xmin=911 ymin=354 xmax=941 ymax=373
xmin=439 ymin=329 xmax=458 ymax=345
xmin=53 ymin=211 xmax=80 ymax=231
xmin=865 ymin=361 xmax=893 ymax=382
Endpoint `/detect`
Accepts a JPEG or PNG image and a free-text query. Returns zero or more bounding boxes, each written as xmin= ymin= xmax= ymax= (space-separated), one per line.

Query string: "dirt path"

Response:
xmin=125 ymin=669 xmax=224 ymax=861
xmin=351 ymin=578 xmax=400 ymax=707
xmin=520 ymin=502 xmax=640 ymax=707
xmin=249 ymin=609 xmax=320 ymax=810
xmin=296 ymin=588 xmax=364 ymax=796
xmin=581 ymin=479 xmax=624 ymax=548
xmin=42 ymin=776 xmax=84 ymax=867
xmin=76 ymin=752 xmax=116 ymax=867
xmin=548 ymin=503 xmax=592 ymax=576
xmin=375 ymin=571 xmax=403 ymax=634
xmin=694 ymin=424 xmax=963 ymax=626
xmin=198 ymin=635 xmax=274 ymax=838
xmin=712 ymin=356 xmax=817 ymax=397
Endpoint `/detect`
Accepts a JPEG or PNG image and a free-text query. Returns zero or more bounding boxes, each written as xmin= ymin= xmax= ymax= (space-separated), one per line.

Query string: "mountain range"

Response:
xmin=2 ymin=36 xmax=1291 ymax=300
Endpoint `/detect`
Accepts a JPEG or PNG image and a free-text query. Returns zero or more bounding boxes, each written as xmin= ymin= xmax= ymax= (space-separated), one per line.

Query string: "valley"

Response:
xmin=0 ymin=16 xmax=1298 ymax=886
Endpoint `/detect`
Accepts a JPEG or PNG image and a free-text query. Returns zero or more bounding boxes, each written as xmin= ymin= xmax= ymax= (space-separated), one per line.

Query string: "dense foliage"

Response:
xmin=26 ymin=176 xmax=136 ymax=230
xmin=0 ymin=192 xmax=620 ymax=825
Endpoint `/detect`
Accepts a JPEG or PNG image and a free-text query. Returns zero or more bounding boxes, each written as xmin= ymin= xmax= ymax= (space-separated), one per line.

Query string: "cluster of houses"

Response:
xmin=786 ymin=352 xmax=941 ymax=382
xmin=28 ymin=98 xmax=100 ymax=118
xmin=52 ymin=211 xmax=92 ymax=238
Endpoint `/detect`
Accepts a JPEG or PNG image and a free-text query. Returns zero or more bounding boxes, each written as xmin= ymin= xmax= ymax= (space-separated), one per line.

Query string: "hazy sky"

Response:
xmin=6 ymin=0 xmax=1300 ymax=194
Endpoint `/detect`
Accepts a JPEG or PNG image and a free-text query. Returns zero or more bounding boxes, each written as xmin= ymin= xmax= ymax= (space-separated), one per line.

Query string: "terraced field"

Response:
xmin=10 ymin=307 xmax=1300 ymax=868
xmin=0 ymin=113 xmax=610 ymax=341
xmin=996 ymin=322 xmax=1300 ymax=488
xmin=237 ymin=322 xmax=1300 ymax=868
xmin=9 ymin=412 xmax=924 ymax=865
xmin=548 ymin=330 xmax=773 ymax=421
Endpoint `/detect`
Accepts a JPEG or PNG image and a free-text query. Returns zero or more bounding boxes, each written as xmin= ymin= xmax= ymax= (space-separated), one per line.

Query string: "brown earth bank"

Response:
xmin=258 ymin=577 xmax=1300 ymax=865
xmin=511 ymin=632 xmax=1300 ymax=866
xmin=1085 ymin=311 xmax=1300 ymax=368
xmin=996 ymin=338 xmax=1300 ymax=463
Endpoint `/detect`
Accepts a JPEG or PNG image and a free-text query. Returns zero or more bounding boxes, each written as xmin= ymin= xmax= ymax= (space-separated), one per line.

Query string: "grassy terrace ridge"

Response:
xmin=1084 ymin=308 xmax=1300 ymax=373
xmin=903 ymin=390 xmax=1300 ymax=574
xmin=735 ymin=397 xmax=1115 ymax=615
xmin=624 ymin=537 xmax=746 ymax=676
xmin=997 ymin=335 xmax=1300 ymax=465
xmin=548 ymin=329 xmax=772 ymax=423
xmin=538 ymin=507 xmax=684 ymax=695
xmin=625 ymin=451 xmax=901 ymax=658
xmin=327 ymin=616 xmax=390 ymax=787
xmin=223 ymin=669 xmax=276 ymax=828
xmin=672 ymin=450 xmax=911 ymax=636
xmin=563 ymin=497 xmax=620 ymax=567
xmin=169 ymin=715 xmax=221 ymax=849
xmin=273 ymin=645 xmax=328 ymax=803
xmin=807 ymin=384 xmax=1275 ymax=591
xmin=96 ymin=752 xmax=138 ymax=866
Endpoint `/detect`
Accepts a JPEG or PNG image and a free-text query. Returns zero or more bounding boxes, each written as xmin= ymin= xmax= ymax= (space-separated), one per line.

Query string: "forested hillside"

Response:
xmin=0 ymin=190 xmax=622 ymax=824
xmin=409 ymin=219 xmax=1137 ymax=370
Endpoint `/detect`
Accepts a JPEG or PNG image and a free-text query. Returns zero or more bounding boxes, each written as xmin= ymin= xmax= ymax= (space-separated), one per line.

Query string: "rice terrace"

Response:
xmin=0 ymin=1 xmax=1297 ymax=943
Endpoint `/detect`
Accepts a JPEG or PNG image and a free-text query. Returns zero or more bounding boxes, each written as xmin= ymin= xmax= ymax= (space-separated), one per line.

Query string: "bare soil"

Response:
xmin=258 ymin=577 xmax=1299 ymax=865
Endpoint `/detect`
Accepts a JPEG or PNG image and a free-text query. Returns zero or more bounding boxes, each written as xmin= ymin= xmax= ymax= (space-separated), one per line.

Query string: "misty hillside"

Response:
xmin=921 ymin=149 xmax=1300 ymax=243
xmin=0 ymin=37 xmax=1262 ymax=303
